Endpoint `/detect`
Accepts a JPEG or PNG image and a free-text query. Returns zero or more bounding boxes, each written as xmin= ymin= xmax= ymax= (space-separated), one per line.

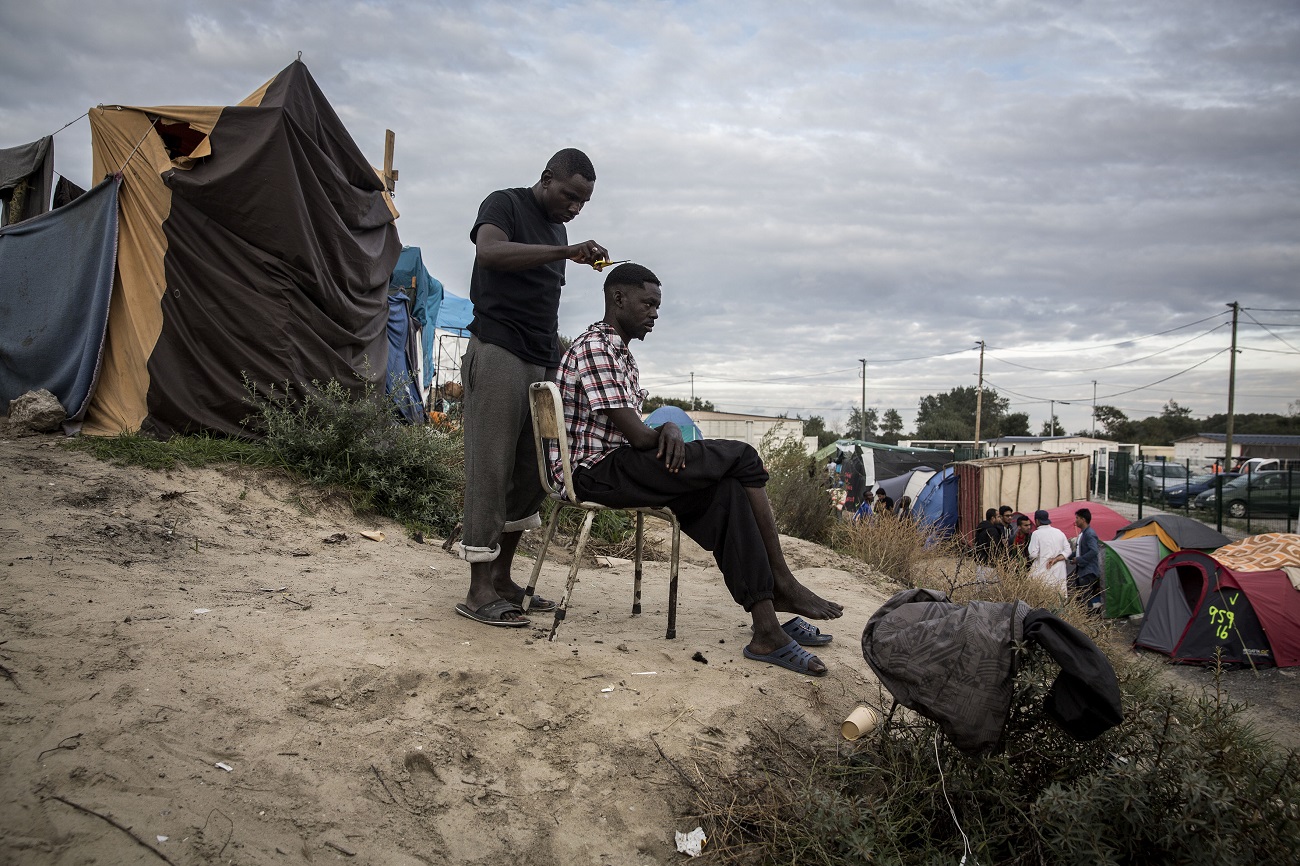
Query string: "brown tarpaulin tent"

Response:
xmin=84 ymin=61 xmax=400 ymax=436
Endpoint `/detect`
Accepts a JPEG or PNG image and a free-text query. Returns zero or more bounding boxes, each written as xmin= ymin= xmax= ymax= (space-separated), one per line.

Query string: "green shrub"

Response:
xmin=249 ymin=378 xmax=464 ymax=534
xmin=759 ymin=430 xmax=836 ymax=544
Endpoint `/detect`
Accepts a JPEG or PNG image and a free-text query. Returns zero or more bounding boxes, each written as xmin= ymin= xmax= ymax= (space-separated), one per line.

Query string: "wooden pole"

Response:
xmin=383 ymin=129 xmax=398 ymax=194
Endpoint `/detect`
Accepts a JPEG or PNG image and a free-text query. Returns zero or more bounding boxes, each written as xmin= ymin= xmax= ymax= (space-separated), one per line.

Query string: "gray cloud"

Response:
xmin=3 ymin=0 xmax=1296 ymax=435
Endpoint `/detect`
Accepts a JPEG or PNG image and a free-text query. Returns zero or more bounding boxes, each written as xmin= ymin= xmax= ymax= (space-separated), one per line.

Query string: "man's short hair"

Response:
xmin=1017 ymin=516 xmax=1031 ymax=526
xmin=604 ymin=263 xmax=660 ymax=293
xmin=546 ymin=148 xmax=595 ymax=182
xmin=1076 ymin=508 xmax=1092 ymax=523
xmin=999 ymin=505 xmax=1013 ymax=516
xmin=985 ymin=508 xmax=998 ymax=520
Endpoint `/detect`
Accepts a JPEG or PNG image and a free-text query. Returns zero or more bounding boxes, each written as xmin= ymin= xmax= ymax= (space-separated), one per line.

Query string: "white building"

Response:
xmin=685 ymin=411 xmax=808 ymax=451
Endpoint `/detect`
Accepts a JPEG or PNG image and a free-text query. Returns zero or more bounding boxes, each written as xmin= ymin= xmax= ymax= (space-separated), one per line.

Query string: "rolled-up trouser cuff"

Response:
xmin=503 ymin=512 xmax=542 ymax=533
xmin=460 ymin=544 xmax=500 ymax=563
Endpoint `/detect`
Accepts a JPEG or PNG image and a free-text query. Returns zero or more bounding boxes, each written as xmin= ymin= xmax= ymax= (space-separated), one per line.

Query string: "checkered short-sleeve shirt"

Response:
xmin=549 ymin=321 xmax=646 ymax=485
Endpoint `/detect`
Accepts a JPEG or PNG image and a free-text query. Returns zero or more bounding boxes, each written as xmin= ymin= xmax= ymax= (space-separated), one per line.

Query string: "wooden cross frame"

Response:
xmin=382 ymin=129 xmax=399 ymax=195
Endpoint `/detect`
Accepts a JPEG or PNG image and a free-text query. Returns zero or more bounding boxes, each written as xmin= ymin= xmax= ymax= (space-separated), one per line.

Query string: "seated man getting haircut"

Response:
xmin=551 ymin=263 xmax=843 ymax=676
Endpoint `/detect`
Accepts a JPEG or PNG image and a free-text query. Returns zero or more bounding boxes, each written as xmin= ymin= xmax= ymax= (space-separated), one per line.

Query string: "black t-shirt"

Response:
xmin=468 ymin=187 xmax=568 ymax=366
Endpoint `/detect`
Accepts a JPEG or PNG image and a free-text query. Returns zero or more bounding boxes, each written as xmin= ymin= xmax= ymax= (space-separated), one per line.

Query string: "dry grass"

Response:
xmin=829 ymin=515 xmax=960 ymax=591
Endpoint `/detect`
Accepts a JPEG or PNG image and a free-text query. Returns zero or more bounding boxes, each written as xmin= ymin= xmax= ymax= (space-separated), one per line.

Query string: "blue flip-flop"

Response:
xmin=743 ymin=639 xmax=828 ymax=677
xmin=782 ymin=616 xmax=833 ymax=646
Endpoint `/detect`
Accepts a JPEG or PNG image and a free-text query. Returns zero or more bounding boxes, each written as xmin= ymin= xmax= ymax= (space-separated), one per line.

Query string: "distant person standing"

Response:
xmin=1070 ymin=508 xmax=1102 ymax=609
xmin=456 ymin=149 xmax=610 ymax=627
xmin=1027 ymin=509 xmax=1071 ymax=594
xmin=998 ymin=505 xmax=1016 ymax=551
xmin=973 ymin=507 xmax=1002 ymax=581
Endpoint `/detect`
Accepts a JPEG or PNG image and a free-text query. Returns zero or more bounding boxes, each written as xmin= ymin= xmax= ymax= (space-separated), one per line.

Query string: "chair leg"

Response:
xmin=549 ymin=509 xmax=596 ymax=643
xmin=523 ymin=506 xmax=562 ymax=613
xmin=632 ymin=511 xmax=644 ymax=616
xmin=666 ymin=519 xmax=681 ymax=640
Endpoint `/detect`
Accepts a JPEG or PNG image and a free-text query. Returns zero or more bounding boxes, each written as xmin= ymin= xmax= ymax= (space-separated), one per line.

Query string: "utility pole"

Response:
xmin=1091 ymin=380 xmax=1098 ymax=437
xmin=690 ymin=372 xmax=695 ymax=410
xmin=974 ymin=340 xmax=985 ymax=457
xmin=1225 ymin=302 xmax=1240 ymax=473
xmin=858 ymin=358 xmax=867 ymax=440
xmin=1049 ymin=399 xmax=1055 ymax=436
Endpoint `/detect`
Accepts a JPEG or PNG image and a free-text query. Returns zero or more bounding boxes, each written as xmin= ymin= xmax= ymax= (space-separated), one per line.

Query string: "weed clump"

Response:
xmin=760 ymin=430 xmax=836 ymax=544
xmin=248 ymin=378 xmax=463 ymax=534
xmin=831 ymin=512 xmax=959 ymax=587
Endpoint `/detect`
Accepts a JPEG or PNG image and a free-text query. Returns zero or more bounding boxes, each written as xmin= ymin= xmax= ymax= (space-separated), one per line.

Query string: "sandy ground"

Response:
xmin=0 ymin=428 xmax=893 ymax=865
xmin=3 ymin=428 xmax=1297 ymax=865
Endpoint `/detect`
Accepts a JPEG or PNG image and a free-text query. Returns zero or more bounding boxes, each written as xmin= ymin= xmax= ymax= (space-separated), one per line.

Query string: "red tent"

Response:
xmin=1043 ymin=500 xmax=1129 ymax=542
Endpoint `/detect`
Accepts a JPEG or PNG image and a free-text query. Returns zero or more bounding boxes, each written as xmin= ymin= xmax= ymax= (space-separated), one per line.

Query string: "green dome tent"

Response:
xmin=1104 ymin=514 xmax=1231 ymax=618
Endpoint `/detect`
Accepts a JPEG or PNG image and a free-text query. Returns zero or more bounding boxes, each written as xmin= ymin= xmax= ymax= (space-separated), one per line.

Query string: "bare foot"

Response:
xmin=772 ymin=577 xmax=843 ymax=620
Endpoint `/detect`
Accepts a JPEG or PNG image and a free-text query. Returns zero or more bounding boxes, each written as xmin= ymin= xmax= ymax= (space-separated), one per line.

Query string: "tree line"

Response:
xmin=641 ymin=387 xmax=1300 ymax=449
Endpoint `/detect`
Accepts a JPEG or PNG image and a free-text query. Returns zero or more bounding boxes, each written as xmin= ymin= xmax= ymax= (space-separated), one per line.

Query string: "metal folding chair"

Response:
xmin=522 ymin=381 xmax=682 ymax=641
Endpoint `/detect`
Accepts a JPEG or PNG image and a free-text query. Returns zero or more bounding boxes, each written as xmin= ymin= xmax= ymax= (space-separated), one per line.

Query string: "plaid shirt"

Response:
xmin=550 ymin=321 xmax=646 ymax=486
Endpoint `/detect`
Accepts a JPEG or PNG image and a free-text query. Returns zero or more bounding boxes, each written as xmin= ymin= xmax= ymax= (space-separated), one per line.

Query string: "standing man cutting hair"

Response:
xmin=455 ymin=149 xmax=609 ymax=627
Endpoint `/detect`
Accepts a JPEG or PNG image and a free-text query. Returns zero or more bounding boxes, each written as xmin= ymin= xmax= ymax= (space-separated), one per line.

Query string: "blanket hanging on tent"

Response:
xmin=1212 ymin=534 xmax=1300 ymax=587
xmin=0 ymin=175 xmax=120 ymax=425
xmin=0 ymin=136 xmax=54 ymax=226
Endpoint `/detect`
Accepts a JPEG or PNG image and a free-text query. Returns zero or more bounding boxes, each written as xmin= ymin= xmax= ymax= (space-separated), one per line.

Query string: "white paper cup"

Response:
xmin=841 ymin=706 xmax=881 ymax=740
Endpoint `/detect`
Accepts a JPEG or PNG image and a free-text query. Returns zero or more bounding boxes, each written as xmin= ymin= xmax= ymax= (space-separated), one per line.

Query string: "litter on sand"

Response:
xmin=193 ymin=608 xmax=210 ymax=614
xmin=600 ymin=687 xmax=615 ymax=693
xmin=359 ymin=530 xmax=385 ymax=542
xmin=631 ymin=671 xmax=658 ymax=676
xmin=214 ymin=762 xmax=233 ymax=772
xmin=675 ymin=827 xmax=707 ymax=857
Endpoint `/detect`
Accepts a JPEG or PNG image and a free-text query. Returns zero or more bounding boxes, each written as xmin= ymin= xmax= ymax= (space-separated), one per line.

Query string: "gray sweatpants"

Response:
xmin=459 ymin=337 xmax=553 ymax=563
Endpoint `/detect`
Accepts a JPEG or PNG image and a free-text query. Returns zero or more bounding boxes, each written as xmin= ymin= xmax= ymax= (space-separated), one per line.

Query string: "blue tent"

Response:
xmin=913 ymin=466 xmax=958 ymax=532
xmin=644 ymin=405 xmax=703 ymax=442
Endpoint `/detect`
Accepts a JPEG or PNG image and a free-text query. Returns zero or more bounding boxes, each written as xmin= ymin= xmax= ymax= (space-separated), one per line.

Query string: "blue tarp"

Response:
xmin=390 ymin=247 xmax=443 ymax=388
xmin=913 ymin=466 xmax=958 ymax=532
xmin=645 ymin=405 xmax=703 ymax=441
xmin=436 ymin=289 xmax=473 ymax=331
xmin=386 ymin=292 xmax=424 ymax=423
xmin=388 ymin=246 xmax=474 ymax=386
xmin=0 ymin=175 xmax=120 ymax=423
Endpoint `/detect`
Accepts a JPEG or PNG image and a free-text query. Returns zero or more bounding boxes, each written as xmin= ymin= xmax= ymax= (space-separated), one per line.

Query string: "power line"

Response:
xmin=985 ymin=321 xmax=1227 ymax=373
xmin=984 ymin=310 xmax=1229 ymax=353
xmin=1241 ymin=308 xmax=1300 ymax=353
xmin=984 ymin=347 xmax=1231 ymax=403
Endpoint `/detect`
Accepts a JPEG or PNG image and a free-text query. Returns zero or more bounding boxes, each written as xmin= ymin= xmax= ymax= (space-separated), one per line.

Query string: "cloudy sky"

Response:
xmin=4 ymin=0 xmax=1298 ymax=435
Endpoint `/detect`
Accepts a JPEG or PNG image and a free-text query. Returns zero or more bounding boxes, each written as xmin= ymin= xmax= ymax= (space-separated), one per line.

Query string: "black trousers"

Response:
xmin=573 ymin=439 xmax=773 ymax=611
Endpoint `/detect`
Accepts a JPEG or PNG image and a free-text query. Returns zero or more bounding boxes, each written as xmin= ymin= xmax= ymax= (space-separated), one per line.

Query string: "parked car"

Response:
xmin=1163 ymin=472 xmax=1241 ymax=508
xmin=1194 ymin=470 xmax=1300 ymax=518
xmin=1129 ymin=462 xmax=1191 ymax=499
